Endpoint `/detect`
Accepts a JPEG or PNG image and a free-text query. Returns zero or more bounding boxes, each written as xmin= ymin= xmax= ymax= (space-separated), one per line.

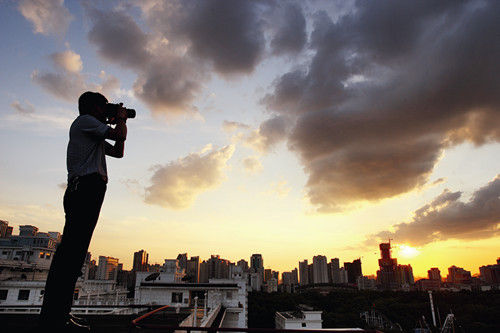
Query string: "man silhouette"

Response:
xmin=39 ymin=92 xmax=128 ymax=331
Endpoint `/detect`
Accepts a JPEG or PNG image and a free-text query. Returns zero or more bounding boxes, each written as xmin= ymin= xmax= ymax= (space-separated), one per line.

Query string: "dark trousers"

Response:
xmin=39 ymin=174 xmax=106 ymax=327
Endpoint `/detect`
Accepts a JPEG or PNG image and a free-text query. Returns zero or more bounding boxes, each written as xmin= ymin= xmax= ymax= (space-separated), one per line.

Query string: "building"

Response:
xmin=328 ymin=258 xmax=340 ymax=283
xmin=0 ymin=220 xmax=13 ymax=238
xmin=237 ymin=259 xmax=249 ymax=271
xmin=265 ymin=277 xmax=278 ymax=293
xmin=134 ymin=272 xmax=248 ymax=328
xmin=312 ymin=255 xmax=329 ymax=284
xmin=275 ymin=305 xmax=322 ymax=330
xmin=339 ymin=267 xmax=349 ymax=284
xmin=428 ymin=268 xmax=442 ymax=281
xmin=357 ymin=276 xmax=377 ymax=290
xmin=177 ymin=253 xmax=188 ymax=270
xmin=299 ymin=260 xmax=309 ymax=286
xmin=396 ymin=264 xmax=414 ymax=286
xmin=376 ymin=242 xmax=398 ymax=289
xmin=250 ymin=254 xmax=264 ymax=282
xmin=291 ymin=268 xmax=299 ymax=285
xmin=133 ymin=249 xmax=149 ymax=272
xmin=344 ymin=259 xmax=362 ymax=284
xmin=186 ymin=256 xmax=200 ymax=283
xmin=447 ymin=265 xmax=472 ymax=284
xmin=96 ymin=256 xmax=120 ymax=280
xmin=479 ymin=258 xmax=500 ymax=284
xmin=264 ymin=268 xmax=272 ymax=283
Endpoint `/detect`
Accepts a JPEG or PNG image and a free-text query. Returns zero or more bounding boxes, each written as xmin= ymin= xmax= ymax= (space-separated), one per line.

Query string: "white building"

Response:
xmin=357 ymin=276 xmax=377 ymax=290
xmin=275 ymin=306 xmax=323 ymax=329
xmin=134 ymin=271 xmax=248 ymax=328
xmin=339 ymin=267 xmax=349 ymax=284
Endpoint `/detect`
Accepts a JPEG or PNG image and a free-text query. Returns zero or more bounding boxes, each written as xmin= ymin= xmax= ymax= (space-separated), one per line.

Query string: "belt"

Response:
xmin=68 ymin=173 xmax=108 ymax=192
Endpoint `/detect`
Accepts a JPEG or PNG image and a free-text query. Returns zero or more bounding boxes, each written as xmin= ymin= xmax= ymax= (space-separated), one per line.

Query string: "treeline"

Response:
xmin=248 ymin=289 xmax=500 ymax=332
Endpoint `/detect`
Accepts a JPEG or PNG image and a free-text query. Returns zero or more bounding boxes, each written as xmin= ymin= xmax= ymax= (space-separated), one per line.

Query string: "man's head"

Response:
xmin=78 ymin=92 xmax=108 ymax=120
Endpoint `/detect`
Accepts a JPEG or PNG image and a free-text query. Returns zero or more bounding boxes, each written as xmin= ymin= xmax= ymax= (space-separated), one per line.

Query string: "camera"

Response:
xmin=105 ymin=103 xmax=136 ymax=120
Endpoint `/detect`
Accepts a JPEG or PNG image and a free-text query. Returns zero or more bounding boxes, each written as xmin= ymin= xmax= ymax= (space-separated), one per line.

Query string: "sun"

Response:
xmin=398 ymin=245 xmax=420 ymax=259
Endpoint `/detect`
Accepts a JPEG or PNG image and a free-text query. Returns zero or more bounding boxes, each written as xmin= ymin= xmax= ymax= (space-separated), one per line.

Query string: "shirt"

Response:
xmin=66 ymin=114 xmax=111 ymax=182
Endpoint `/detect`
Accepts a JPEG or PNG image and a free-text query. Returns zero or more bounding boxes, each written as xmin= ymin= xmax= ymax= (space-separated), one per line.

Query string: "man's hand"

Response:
xmin=108 ymin=104 xmax=128 ymax=125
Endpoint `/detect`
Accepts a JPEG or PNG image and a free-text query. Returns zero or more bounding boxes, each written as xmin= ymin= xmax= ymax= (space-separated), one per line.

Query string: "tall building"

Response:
xmin=396 ymin=264 xmax=414 ymax=285
xmin=307 ymin=263 xmax=314 ymax=285
xmin=133 ymin=249 xmax=149 ymax=272
xmin=428 ymin=268 xmax=441 ymax=281
xmin=344 ymin=259 xmax=362 ymax=284
xmin=299 ymin=260 xmax=309 ymax=285
xmin=177 ymin=253 xmax=188 ymax=270
xmin=447 ymin=266 xmax=471 ymax=284
xmin=250 ymin=254 xmax=264 ymax=283
xmin=291 ymin=268 xmax=299 ymax=285
xmin=264 ymin=269 xmax=272 ymax=282
xmin=312 ymin=255 xmax=329 ymax=284
xmin=186 ymin=256 xmax=200 ymax=282
xmin=329 ymin=258 xmax=340 ymax=283
xmin=96 ymin=256 xmax=120 ymax=280
xmin=376 ymin=242 xmax=398 ymax=289
xmin=339 ymin=267 xmax=348 ymax=284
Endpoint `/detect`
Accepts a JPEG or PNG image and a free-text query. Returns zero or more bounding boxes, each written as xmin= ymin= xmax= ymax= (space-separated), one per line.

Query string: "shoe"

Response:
xmin=65 ymin=318 xmax=91 ymax=332
xmin=69 ymin=313 xmax=90 ymax=326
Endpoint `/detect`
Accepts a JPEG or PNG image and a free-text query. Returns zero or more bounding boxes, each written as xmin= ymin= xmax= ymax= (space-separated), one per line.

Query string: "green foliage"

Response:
xmin=248 ymin=290 xmax=500 ymax=332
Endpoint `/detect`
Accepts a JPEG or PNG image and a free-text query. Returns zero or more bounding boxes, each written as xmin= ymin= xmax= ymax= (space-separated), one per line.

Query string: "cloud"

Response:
xmin=222 ymin=121 xmax=250 ymax=133
xmin=31 ymin=70 xmax=88 ymax=102
xmin=242 ymin=156 xmax=262 ymax=175
xmin=145 ymin=145 xmax=235 ymax=209
xmin=368 ymin=175 xmax=500 ymax=246
xmin=141 ymin=0 xmax=267 ymax=75
xmin=19 ymin=0 xmax=72 ymax=36
xmin=269 ymin=2 xmax=307 ymax=55
xmin=261 ymin=0 xmax=500 ymax=211
xmin=32 ymin=50 xmax=121 ymax=102
xmin=11 ymin=100 xmax=35 ymax=114
xmin=245 ymin=116 xmax=292 ymax=153
xmin=267 ymin=180 xmax=292 ymax=198
xmin=50 ymin=50 xmax=83 ymax=73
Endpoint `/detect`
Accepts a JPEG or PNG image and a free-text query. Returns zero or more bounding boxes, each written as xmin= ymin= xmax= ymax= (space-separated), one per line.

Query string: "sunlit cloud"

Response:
xmin=19 ymin=0 xmax=73 ymax=36
xmin=145 ymin=145 xmax=235 ymax=209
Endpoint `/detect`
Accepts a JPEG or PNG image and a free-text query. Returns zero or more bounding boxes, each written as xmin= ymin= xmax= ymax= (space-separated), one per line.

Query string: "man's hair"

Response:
xmin=78 ymin=91 xmax=108 ymax=115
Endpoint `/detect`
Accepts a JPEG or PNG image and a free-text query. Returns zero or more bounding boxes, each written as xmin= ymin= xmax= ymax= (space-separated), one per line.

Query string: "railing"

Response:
xmin=130 ymin=305 xmax=381 ymax=333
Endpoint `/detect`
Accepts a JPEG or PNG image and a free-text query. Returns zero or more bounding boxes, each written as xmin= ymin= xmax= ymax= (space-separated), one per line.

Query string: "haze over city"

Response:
xmin=1 ymin=0 xmax=499 ymax=280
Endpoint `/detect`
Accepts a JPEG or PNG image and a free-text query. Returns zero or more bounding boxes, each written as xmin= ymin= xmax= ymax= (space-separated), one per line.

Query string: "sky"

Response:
xmin=0 ymin=0 xmax=499 ymax=278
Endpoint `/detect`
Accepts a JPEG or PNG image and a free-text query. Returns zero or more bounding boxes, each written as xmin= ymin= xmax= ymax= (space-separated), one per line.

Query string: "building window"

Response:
xmin=0 ymin=290 xmax=8 ymax=300
xmin=45 ymin=253 xmax=51 ymax=259
xmin=39 ymin=252 xmax=45 ymax=258
xmin=18 ymin=290 xmax=30 ymax=301
xmin=2 ymin=251 xmax=9 ymax=255
xmin=171 ymin=292 xmax=182 ymax=303
xmin=301 ymin=323 xmax=306 ymax=327
xmin=226 ymin=291 xmax=233 ymax=299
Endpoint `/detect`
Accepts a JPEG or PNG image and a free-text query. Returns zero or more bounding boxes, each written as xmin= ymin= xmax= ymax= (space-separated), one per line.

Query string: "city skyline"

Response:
xmin=1 ymin=1 xmax=499 ymax=282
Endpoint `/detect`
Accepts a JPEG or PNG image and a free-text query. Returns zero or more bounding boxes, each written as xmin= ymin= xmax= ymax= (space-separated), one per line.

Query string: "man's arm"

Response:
xmin=105 ymin=110 xmax=127 ymax=158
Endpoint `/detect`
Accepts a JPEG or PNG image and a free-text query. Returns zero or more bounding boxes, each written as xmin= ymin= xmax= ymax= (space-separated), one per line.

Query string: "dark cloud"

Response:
xmin=142 ymin=0 xmax=267 ymax=75
xmin=87 ymin=9 xmax=150 ymax=68
xmin=181 ymin=0 xmax=265 ymax=74
xmin=269 ymin=2 xmax=307 ymax=55
xmin=145 ymin=145 xmax=235 ymax=209
xmin=368 ymin=175 xmax=500 ymax=246
xmin=262 ymin=0 xmax=500 ymax=211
